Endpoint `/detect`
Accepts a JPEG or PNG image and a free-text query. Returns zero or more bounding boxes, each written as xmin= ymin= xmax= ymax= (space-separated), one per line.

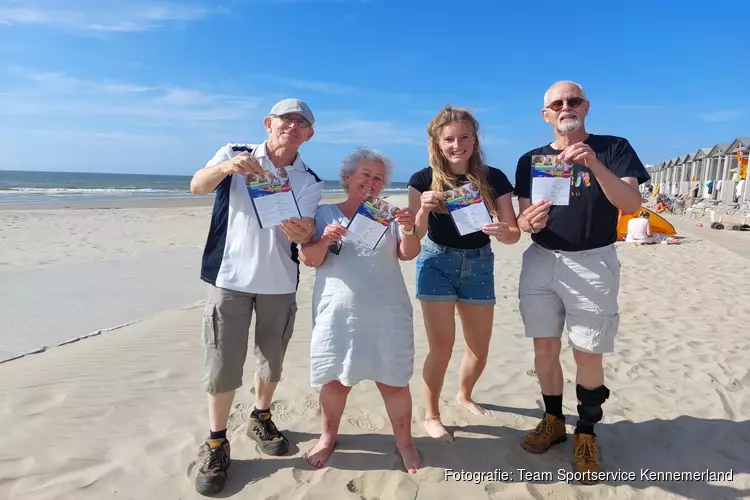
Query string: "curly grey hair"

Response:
xmin=339 ymin=148 xmax=393 ymax=193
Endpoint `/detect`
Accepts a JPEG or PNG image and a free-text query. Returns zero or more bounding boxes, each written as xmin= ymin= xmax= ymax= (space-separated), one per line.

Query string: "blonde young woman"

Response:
xmin=407 ymin=105 xmax=521 ymax=441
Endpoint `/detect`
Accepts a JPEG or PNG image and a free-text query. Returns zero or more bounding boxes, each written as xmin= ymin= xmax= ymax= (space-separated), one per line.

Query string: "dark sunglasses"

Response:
xmin=547 ymin=97 xmax=585 ymax=112
xmin=276 ymin=115 xmax=312 ymax=128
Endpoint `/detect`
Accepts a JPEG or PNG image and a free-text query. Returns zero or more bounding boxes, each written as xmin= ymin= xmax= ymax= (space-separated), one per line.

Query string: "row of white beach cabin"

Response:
xmin=648 ymin=137 xmax=749 ymax=204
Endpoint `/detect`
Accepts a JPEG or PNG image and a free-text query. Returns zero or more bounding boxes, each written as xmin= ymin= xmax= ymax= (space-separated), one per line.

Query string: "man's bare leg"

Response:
xmin=254 ymin=371 xmax=278 ymax=411
xmin=208 ymin=391 xmax=236 ymax=432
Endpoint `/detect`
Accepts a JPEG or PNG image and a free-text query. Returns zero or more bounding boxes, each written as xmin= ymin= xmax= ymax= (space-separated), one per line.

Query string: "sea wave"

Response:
xmin=0 ymin=187 xmax=187 ymax=196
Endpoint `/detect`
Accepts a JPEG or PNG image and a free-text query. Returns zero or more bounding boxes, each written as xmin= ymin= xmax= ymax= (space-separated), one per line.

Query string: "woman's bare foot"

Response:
xmin=396 ymin=441 xmax=422 ymax=474
xmin=305 ymin=436 xmax=336 ymax=468
xmin=424 ymin=416 xmax=453 ymax=442
xmin=456 ymin=397 xmax=491 ymax=416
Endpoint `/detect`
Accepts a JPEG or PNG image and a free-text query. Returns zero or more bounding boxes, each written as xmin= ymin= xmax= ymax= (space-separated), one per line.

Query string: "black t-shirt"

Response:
xmin=514 ymin=134 xmax=650 ymax=252
xmin=408 ymin=165 xmax=514 ymax=249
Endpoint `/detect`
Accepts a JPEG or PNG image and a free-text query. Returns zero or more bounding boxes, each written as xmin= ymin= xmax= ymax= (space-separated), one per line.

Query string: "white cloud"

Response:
xmin=698 ymin=110 xmax=742 ymax=122
xmin=1 ymin=67 xmax=262 ymax=124
xmin=313 ymin=119 xmax=423 ymax=145
xmin=0 ymin=0 xmax=216 ymax=32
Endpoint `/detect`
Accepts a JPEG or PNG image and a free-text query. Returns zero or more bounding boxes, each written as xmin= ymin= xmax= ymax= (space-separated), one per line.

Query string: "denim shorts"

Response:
xmin=415 ymin=237 xmax=495 ymax=305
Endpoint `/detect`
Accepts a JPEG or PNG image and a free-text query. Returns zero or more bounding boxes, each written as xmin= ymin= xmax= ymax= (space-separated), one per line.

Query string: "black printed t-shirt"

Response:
xmin=408 ymin=165 xmax=514 ymax=249
xmin=514 ymin=134 xmax=650 ymax=252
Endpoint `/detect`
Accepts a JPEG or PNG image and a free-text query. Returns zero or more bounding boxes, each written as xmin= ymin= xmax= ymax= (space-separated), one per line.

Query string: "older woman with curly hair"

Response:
xmin=299 ymin=148 xmax=422 ymax=473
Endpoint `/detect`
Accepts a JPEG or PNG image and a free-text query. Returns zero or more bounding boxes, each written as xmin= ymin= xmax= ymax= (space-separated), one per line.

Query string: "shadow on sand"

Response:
xmin=191 ymin=405 xmax=749 ymax=499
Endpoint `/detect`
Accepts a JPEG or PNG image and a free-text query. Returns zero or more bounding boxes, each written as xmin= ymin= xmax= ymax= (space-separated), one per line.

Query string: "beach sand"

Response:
xmin=1 ymin=194 xmax=749 ymax=499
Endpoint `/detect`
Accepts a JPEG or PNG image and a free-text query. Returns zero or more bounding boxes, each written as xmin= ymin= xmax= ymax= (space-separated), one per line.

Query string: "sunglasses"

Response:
xmin=546 ymin=97 xmax=586 ymax=112
xmin=276 ymin=115 xmax=312 ymax=128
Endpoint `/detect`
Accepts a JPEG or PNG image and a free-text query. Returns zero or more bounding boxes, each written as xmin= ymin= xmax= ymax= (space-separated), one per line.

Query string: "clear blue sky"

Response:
xmin=0 ymin=0 xmax=747 ymax=182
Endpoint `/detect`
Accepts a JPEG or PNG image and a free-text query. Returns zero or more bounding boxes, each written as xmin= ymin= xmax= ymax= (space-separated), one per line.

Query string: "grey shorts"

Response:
xmin=518 ymin=242 xmax=621 ymax=354
xmin=201 ymin=284 xmax=298 ymax=394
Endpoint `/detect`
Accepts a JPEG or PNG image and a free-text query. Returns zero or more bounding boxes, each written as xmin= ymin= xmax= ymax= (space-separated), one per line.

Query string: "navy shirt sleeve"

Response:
xmin=513 ymin=153 xmax=532 ymax=198
xmin=609 ymin=139 xmax=650 ymax=185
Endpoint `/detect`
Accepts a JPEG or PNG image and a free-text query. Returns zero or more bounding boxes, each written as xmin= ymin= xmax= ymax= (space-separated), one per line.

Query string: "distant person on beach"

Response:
xmin=298 ymin=148 xmax=421 ymax=473
xmin=513 ymin=81 xmax=650 ymax=484
xmin=625 ymin=210 xmax=655 ymax=243
xmin=407 ymin=105 xmax=521 ymax=442
xmin=188 ymin=98 xmax=323 ymax=495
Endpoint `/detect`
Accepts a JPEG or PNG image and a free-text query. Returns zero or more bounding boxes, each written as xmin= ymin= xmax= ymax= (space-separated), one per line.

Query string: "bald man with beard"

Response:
xmin=512 ymin=81 xmax=650 ymax=484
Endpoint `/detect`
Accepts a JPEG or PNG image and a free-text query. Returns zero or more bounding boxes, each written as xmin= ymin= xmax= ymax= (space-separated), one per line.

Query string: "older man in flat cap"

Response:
xmin=189 ymin=98 xmax=324 ymax=495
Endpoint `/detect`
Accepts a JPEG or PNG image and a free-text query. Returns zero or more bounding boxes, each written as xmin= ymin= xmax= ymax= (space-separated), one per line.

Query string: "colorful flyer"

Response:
xmin=444 ymin=182 xmax=492 ymax=236
xmin=246 ymin=170 xmax=301 ymax=228
xmin=344 ymin=193 xmax=399 ymax=250
xmin=530 ymin=155 xmax=572 ymax=206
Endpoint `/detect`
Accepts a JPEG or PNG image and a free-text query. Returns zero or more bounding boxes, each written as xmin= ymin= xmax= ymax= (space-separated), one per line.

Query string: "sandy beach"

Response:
xmin=1 ymin=194 xmax=749 ymax=500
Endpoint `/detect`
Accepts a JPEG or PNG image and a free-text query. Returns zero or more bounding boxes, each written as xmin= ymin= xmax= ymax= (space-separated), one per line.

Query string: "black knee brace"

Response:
xmin=576 ymin=384 xmax=610 ymax=426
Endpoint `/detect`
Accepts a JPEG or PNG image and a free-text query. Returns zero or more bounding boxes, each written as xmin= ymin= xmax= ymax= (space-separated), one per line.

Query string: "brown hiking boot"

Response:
xmin=246 ymin=411 xmax=290 ymax=456
xmin=521 ymin=413 xmax=567 ymax=454
xmin=194 ymin=438 xmax=231 ymax=496
xmin=573 ymin=433 xmax=601 ymax=485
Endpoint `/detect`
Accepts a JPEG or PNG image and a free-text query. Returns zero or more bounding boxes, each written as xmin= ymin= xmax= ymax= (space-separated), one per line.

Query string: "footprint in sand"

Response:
xmin=346 ymin=408 xmax=385 ymax=431
xmin=226 ymin=402 xmax=253 ymax=433
xmin=292 ymin=466 xmax=315 ymax=484
xmin=484 ymin=482 xmax=509 ymax=497
xmin=302 ymin=392 xmax=321 ymax=411
xmin=653 ymin=383 xmax=676 ymax=395
xmin=269 ymin=401 xmax=296 ymax=423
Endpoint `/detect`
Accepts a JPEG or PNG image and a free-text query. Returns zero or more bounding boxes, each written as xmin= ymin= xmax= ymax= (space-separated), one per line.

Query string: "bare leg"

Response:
xmin=208 ymin=391 xmax=235 ymax=432
xmin=455 ymin=303 xmax=493 ymax=416
xmin=377 ymin=382 xmax=421 ymax=474
xmin=573 ymin=350 xmax=604 ymax=390
xmin=534 ymin=338 xmax=563 ymax=395
xmin=305 ymin=380 xmax=351 ymax=467
xmin=253 ymin=371 xmax=278 ymax=410
xmin=419 ymin=300 xmax=456 ymax=441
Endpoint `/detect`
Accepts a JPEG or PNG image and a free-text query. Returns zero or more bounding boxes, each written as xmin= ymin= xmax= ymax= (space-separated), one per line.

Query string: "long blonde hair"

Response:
xmin=427 ymin=105 xmax=498 ymax=218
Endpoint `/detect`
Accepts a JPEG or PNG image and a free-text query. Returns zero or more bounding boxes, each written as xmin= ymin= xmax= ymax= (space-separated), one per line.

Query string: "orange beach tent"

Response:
xmin=616 ymin=208 xmax=677 ymax=241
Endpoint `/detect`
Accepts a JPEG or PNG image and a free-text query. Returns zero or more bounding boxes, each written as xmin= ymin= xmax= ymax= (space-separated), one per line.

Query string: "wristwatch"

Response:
xmin=401 ymin=226 xmax=415 ymax=235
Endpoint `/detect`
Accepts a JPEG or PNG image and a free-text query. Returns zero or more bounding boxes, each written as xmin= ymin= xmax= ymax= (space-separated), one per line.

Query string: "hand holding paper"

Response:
xmin=481 ymin=221 xmax=510 ymax=238
xmin=344 ymin=194 xmax=399 ymax=250
xmin=530 ymin=155 xmax=572 ymax=206
xmin=394 ymin=208 xmax=416 ymax=233
xmin=246 ymin=170 xmax=301 ymax=228
xmin=444 ymin=182 xmax=492 ymax=236
xmin=280 ymin=217 xmax=315 ymax=244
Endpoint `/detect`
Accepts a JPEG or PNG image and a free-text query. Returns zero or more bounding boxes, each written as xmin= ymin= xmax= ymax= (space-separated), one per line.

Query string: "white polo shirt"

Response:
xmin=200 ymin=142 xmax=324 ymax=295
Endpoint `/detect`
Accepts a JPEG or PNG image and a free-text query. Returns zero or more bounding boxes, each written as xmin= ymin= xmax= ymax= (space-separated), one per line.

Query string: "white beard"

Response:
xmin=557 ymin=116 xmax=581 ymax=134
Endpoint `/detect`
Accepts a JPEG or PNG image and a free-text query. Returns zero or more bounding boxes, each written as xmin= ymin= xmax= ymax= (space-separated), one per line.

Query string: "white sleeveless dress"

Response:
xmin=309 ymin=203 xmax=415 ymax=388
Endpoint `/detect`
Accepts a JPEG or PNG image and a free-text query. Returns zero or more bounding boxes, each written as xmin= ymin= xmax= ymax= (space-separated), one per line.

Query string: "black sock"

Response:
xmin=209 ymin=429 xmax=227 ymax=441
xmin=542 ymin=394 xmax=563 ymax=419
xmin=575 ymin=422 xmax=595 ymax=436
xmin=252 ymin=407 xmax=270 ymax=417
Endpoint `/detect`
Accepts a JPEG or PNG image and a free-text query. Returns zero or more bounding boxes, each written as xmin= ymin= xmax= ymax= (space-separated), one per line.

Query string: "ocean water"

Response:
xmin=0 ymin=170 xmax=408 ymax=205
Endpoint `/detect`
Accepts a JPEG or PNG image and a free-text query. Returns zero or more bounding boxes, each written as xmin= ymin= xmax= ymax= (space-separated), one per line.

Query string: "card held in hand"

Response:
xmin=245 ymin=169 xmax=301 ymax=228
xmin=530 ymin=154 xmax=572 ymax=206
xmin=444 ymin=182 xmax=492 ymax=236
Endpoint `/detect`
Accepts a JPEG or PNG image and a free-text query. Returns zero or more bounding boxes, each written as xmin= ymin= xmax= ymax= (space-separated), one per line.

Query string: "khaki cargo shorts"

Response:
xmin=201 ymin=284 xmax=297 ymax=394
xmin=518 ymin=242 xmax=621 ymax=354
